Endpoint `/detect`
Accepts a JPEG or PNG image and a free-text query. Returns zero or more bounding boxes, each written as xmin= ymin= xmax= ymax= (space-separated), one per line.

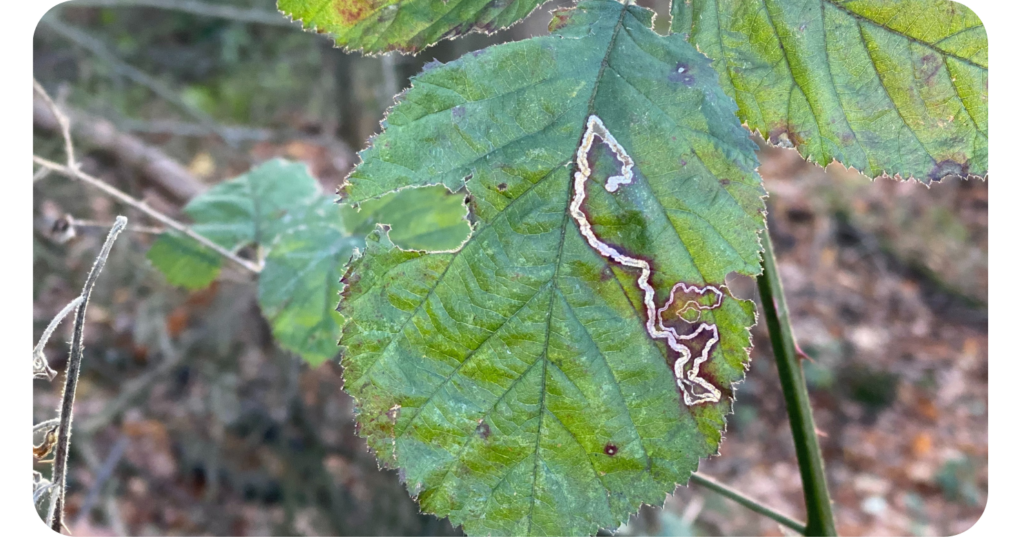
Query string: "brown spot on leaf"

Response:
xmin=768 ymin=125 xmax=802 ymax=149
xmin=335 ymin=0 xmax=375 ymax=25
xmin=604 ymin=443 xmax=618 ymax=456
xmin=549 ymin=8 xmax=573 ymax=33
xmin=669 ymin=62 xmax=696 ymax=86
xmin=476 ymin=421 xmax=491 ymax=439
xmin=928 ymin=159 xmax=970 ymax=182
xmin=339 ymin=266 xmax=361 ymax=302
xmin=919 ymin=53 xmax=942 ymax=86
xmin=496 ymin=182 xmax=508 ymax=192
xmin=719 ymin=178 xmax=730 ymax=186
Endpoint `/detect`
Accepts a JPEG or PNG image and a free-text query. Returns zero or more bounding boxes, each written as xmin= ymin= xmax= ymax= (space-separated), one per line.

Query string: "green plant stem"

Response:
xmin=690 ymin=472 xmax=806 ymax=534
xmin=756 ymin=228 xmax=838 ymax=536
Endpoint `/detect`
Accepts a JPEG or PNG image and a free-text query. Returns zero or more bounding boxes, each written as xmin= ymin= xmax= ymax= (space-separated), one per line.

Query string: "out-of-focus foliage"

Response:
xmin=148 ymin=159 xmax=470 ymax=364
xmin=673 ymin=0 xmax=987 ymax=182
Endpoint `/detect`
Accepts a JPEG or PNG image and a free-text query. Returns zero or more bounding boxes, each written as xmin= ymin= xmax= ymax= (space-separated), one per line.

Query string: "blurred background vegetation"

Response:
xmin=33 ymin=1 xmax=987 ymax=535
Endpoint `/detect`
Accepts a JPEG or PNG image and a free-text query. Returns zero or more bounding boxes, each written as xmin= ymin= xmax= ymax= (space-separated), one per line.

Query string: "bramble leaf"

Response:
xmin=339 ymin=1 xmax=766 ymax=534
xmin=147 ymin=159 xmax=321 ymax=288
xmin=258 ymin=198 xmax=357 ymax=365
xmin=146 ymin=232 xmax=222 ymax=290
xmin=147 ymin=160 xmax=469 ymax=364
xmin=344 ymin=185 xmax=472 ymax=251
xmin=672 ymin=0 xmax=987 ymax=182
xmin=278 ymin=0 xmax=549 ymax=54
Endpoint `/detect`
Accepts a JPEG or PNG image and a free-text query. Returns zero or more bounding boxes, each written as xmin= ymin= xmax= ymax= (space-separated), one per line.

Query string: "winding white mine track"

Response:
xmin=568 ymin=115 xmax=723 ymax=405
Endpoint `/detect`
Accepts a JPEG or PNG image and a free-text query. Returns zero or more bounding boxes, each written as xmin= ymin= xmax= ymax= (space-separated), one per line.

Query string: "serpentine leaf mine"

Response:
xmin=569 ymin=115 xmax=725 ymax=405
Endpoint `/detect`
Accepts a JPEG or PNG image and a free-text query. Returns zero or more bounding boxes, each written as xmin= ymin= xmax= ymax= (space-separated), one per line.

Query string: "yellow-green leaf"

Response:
xmin=673 ymin=0 xmax=987 ymax=182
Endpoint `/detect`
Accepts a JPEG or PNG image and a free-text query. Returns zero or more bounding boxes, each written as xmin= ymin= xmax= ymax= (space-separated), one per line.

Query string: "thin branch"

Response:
xmin=690 ymin=472 xmax=807 ymax=535
xmin=33 ymin=80 xmax=75 ymax=167
xmin=34 ymin=94 xmax=207 ymax=203
xmin=72 ymin=435 xmax=129 ymax=527
xmin=49 ymin=216 xmax=128 ymax=533
xmin=39 ymin=16 xmax=242 ymax=149
xmin=756 ymin=225 xmax=838 ymax=536
xmin=69 ymin=217 xmax=164 ymax=235
xmin=34 ymin=418 xmax=62 ymax=435
xmin=34 ymin=167 xmax=52 ymax=182
xmin=70 ymin=0 xmax=295 ymax=27
xmin=34 ymin=156 xmax=261 ymax=274
xmin=33 ymin=297 xmax=84 ymax=381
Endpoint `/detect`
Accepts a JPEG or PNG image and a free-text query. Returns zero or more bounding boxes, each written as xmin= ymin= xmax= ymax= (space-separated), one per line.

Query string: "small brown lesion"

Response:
xmin=475 ymin=420 xmax=491 ymax=439
xmin=603 ymin=443 xmax=618 ymax=456
xmin=334 ymin=0 xmax=377 ymax=26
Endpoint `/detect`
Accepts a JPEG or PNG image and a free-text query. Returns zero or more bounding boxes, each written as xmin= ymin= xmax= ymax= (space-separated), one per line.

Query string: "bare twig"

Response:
xmin=33 ymin=80 xmax=75 ymax=167
xmin=70 ymin=0 xmax=295 ymax=26
xmin=34 ymin=166 xmax=53 ymax=182
xmin=34 ymin=155 xmax=261 ymax=274
xmin=69 ymin=217 xmax=164 ymax=235
xmin=72 ymin=435 xmax=129 ymax=527
xmin=49 ymin=217 xmax=128 ymax=533
xmin=39 ymin=16 xmax=242 ymax=150
xmin=34 ymin=95 xmax=207 ymax=203
xmin=33 ymin=296 xmax=84 ymax=381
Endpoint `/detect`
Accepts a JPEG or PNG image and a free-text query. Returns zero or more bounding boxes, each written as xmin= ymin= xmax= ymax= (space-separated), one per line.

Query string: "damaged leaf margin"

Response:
xmin=338 ymin=1 xmax=767 ymax=535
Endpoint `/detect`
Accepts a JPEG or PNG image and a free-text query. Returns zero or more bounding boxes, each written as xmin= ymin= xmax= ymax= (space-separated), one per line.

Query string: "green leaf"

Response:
xmin=673 ymin=0 xmax=987 ymax=182
xmin=339 ymin=2 xmax=766 ymax=534
xmin=258 ymin=198 xmax=358 ymax=365
xmin=148 ymin=160 xmax=474 ymax=365
xmin=343 ymin=185 xmax=472 ymax=251
xmin=147 ymin=158 xmax=323 ymax=287
xmin=278 ymin=0 xmax=550 ymax=54
xmin=146 ymin=232 xmax=223 ymax=290
xmin=177 ymin=158 xmax=323 ymax=249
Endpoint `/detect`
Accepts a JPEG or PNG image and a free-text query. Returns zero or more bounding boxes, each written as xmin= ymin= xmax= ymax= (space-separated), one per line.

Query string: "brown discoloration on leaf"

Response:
xmin=335 ymin=0 xmax=376 ymax=26
xmin=928 ymin=158 xmax=970 ymax=182
xmin=669 ymin=62 xmax=696 ymax=86
xmin=768 ymin=124 xmax=803 ymax=149
xmin=339 ymin=263 xmax=362 ymax=303
xmin=919 ymin=53 xmax=942 ymax=86
xmin=475 ymin=421 xmax=491 ymax=439
xmin=603 ymin=443 xmax=618 ymax=456
xmin=496 ymin=182 xmax=508 ymax=192
xmin=548 ymin=8 xmax=574 ymax=33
